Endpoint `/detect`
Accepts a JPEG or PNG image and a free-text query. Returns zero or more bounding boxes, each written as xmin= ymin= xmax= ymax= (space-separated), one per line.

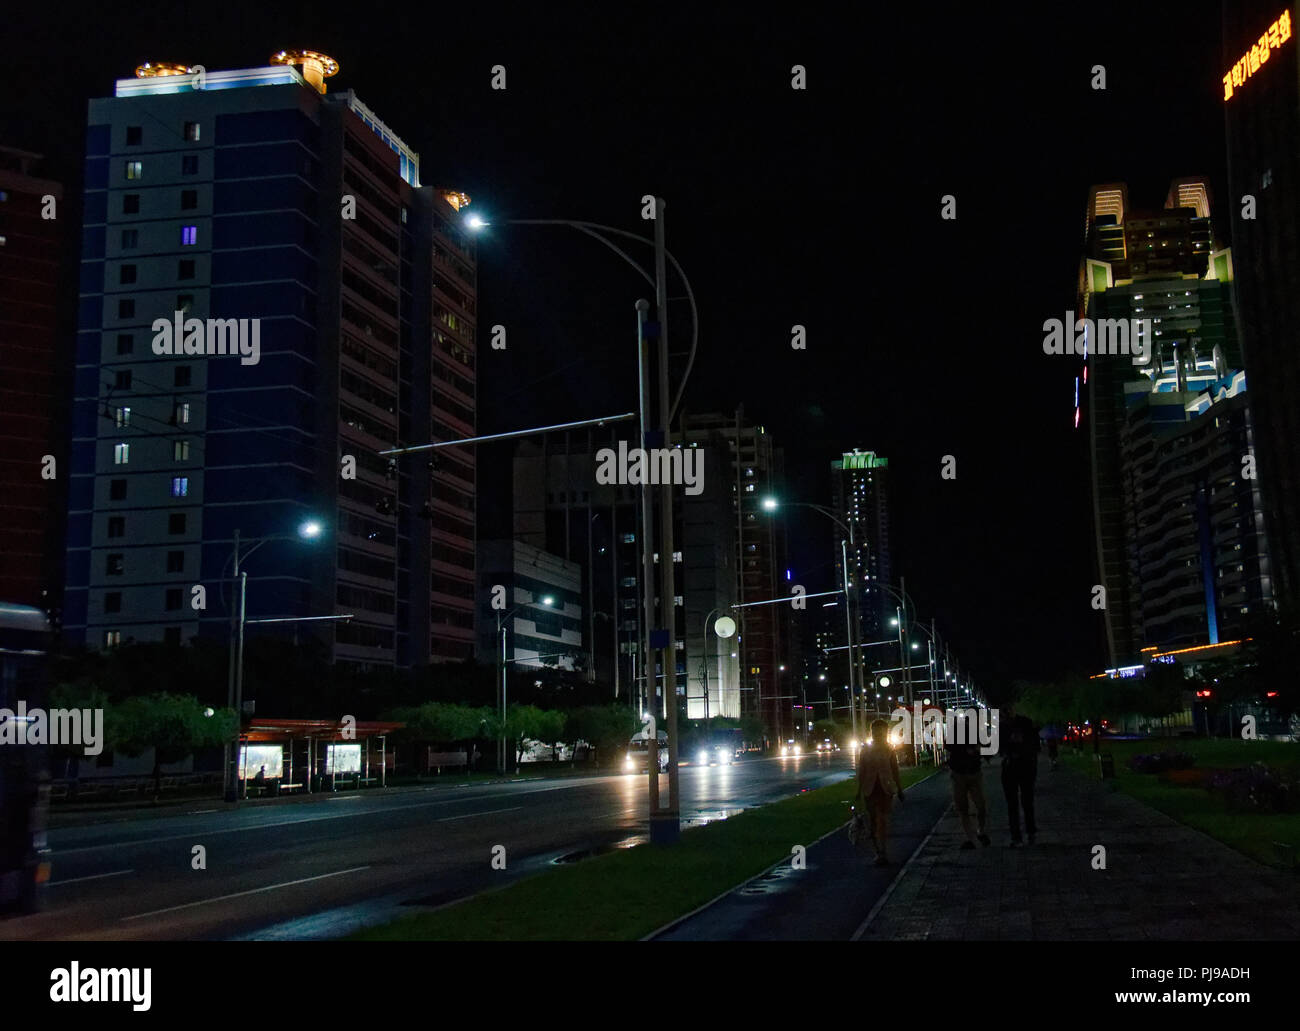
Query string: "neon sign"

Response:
xmin=1223 ymin=11 xmax=1292 ymax=100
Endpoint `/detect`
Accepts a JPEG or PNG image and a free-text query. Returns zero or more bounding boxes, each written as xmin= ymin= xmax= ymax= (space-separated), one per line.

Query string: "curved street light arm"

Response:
xmin=504 ymin=218 xmax=699 ymax=425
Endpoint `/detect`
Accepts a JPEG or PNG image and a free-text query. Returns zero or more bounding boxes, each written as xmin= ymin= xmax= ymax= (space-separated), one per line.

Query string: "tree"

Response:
xmin=564 ymin=705 xmax=638 ymax=768
xmin=536 ymin=709 xmax=566 ymax=764
xmin=107 ymin=694 xmax=235 ymax=798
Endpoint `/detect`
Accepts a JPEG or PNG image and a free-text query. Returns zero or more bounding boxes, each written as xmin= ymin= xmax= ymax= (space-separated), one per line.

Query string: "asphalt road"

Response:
xmin=3 ymin=754 xmax=854 ymax=941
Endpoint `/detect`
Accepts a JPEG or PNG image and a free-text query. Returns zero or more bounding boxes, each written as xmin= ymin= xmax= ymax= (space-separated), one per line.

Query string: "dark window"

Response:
xmin=121 ymin=229 xmax=138 ymax=249
xmin=104 ymin=592 xmax=122 ymax=614
xmin=119 ymin=264 xmax=137 ymax=284
xmin=114 ymin=370 xmax=132 ymax=389
xmin=174 ymin=365 xmax=191 ymax=387
xmin=180 ymin=189 xmax=198 ymax=210
xmin=107 ymin=516 xmax=125 ymax=538
xmin=166 ymin=550 xmax=185 ymax=573
xmin=165 ymin=588 xmax=183 ymax=611
xmin=164 ymin=627 xmax=181 ymax=646
xmin=122 ymin=194 xmax=139 ymax=214
xmin=109 ymin=479 xmax=127 ymax=500
xmin=178 ymin=259 xmax=195 ymax=280
xmin=168 ymin=513 xmax=187 ymax=534
xmin=106 ymin=553 xmax=124 ymax=575
xmin=183 ymin=121 xmax=200 ymax=142
xmin=116 ymin=334 xmax=133 ymax=355
xmin=182 ymin=155 xmax=198 ymax=175
xmin=126 ymin=126 xmax=142 ymax=146
xmin=118 ymin=298 xmax=135 ymax=318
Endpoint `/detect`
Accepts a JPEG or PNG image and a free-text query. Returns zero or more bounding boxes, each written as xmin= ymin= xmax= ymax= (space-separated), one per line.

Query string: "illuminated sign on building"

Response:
xmin=1223 ymin=11 xmax=1292 ymax=100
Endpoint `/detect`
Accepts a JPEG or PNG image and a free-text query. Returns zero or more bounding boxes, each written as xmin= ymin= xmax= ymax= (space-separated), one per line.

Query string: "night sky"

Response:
xmin=2 ymin=2 xmax=1231 ymax=685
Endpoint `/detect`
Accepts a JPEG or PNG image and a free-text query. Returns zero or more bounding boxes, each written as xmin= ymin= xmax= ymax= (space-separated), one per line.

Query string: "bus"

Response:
xmin=0 ymin=602 xmax=52 ymax=916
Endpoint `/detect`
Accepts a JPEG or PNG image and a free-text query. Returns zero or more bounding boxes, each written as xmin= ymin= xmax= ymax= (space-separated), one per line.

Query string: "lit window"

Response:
xmin=175 ymin=402 xmax=190 ymax=424
xmin=181 ymin=225 xmax=197 ymax=246
xmin=171 ymin=476 xmax=189 ymax=497
xmin=115 ymin=406 xmax=130 ymax=427
xmin=174 ymin=440 xmax=189 ymax=461
xmin=184 ymin=121 xmax=200 ymax=141
xmin=114 ymin=443 xmax=129 ymax=465
xmin=125 ymin=161 xmax=142 ymax=180
xmin=105 ymin=630 xmax=122 ymax=647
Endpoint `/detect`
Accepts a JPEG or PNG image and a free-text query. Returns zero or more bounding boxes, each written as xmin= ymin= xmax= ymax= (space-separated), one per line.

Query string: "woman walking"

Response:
xmin=856 ymin=719 xmax=906 ymax=866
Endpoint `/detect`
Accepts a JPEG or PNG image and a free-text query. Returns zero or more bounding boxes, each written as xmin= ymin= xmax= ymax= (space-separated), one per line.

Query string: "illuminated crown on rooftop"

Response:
xmin=135 ymin=62 xmax=193 ymax=78
xmin=269 ymin=49 xmax=339 ymax=94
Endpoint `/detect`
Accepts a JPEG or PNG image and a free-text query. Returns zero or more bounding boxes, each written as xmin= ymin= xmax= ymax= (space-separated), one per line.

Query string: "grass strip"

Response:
xmin=352 ymin=765 xmax=933 ymax=940
xmin=1063 ymin=739 xmax=1300 ymax=868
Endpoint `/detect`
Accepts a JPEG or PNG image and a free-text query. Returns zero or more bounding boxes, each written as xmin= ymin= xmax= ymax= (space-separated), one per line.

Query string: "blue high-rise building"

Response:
xmin=65 ymin=53 xmax=479 ymax=671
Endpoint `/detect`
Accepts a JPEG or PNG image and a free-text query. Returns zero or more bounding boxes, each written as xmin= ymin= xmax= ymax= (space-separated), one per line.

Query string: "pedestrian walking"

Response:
xmin=946 ymin=713 xmax=990 ymax=849
xmin=856 ymin=719 xmax=906 ymax=866
xmin=998 ymin=703 xmax=1039 ymax=846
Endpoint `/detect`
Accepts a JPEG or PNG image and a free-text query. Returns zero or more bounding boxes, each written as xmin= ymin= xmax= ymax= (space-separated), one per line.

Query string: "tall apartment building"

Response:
xmin=1080 ymin=178 xmax=1270 ymax=663
xmin=513 ymin=427 xmax=739 ymax=718
xmin=476 ymin=540 xmax=583 ymax=671
xmin=831 ymin=448 xmax=892 ymax=643
xmin=680 ymin=407 xmax=788 ymax=736
xmin=1223 ymin=3 xmax=1300 ymax=612
xmin=0 ymin=147 xmax=66 ymax=611
xmin=63 ymin=53 xmax=477 ymax=672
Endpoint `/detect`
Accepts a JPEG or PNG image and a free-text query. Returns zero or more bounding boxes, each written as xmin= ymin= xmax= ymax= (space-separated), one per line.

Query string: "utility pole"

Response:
xmin=654 ymin=198 xmax=681 ymax=841
xmin=636 ymin=299 xmax=659 ymax=818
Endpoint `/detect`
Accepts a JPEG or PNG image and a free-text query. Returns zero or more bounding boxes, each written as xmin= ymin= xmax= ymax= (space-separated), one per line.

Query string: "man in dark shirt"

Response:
xmin=998 ymin=704 xmax=1039 ymax=846
xmin=947 ymin=712 xmax=990 ymax=849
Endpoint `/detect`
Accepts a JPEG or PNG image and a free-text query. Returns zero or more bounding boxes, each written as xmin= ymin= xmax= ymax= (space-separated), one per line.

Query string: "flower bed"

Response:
xmin=1205 ymin=763 xmax=1300 ymax=814
xmin=1128 ymin=752 xmax=1196 ymax=774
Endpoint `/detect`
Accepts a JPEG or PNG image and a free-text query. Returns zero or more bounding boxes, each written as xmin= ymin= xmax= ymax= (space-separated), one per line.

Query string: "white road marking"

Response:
xmin=122 ymin=866 xmax=372 ymax=921
xmin=437 ymin=806 xmax=522 ymax=822
xmin=55 ymin=786 xmax=573 ymax=855
xmin=51 ymin=869 xmax=134 ymax=886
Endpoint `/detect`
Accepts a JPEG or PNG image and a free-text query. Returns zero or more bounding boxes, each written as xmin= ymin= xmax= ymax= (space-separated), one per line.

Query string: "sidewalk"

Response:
xmin=856 ymin=759 xmax=1300 ymax=940
xmin=660 ymin=760 xmax=1300 ymax=941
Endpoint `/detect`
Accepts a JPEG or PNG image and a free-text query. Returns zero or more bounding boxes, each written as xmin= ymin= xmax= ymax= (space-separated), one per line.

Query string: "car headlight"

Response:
xmin=697 ymin=751 xmax=709 ymax=764
xmin=793 ymin=745 xmax=801 ymax=756
xmin=780 ymin=746 xmax=788 ymax=756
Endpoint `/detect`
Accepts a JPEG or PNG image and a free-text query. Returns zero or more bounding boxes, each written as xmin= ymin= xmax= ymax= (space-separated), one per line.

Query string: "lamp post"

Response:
xmin=497 ymin=594 xmax=555 ymax=774
xmin=223 ymin=519 xmax=324 ymax=804
xmin=467 ymin=207 xmax=699 ymax=844
xmin=761 ymin=498 xmax=859 ymax=743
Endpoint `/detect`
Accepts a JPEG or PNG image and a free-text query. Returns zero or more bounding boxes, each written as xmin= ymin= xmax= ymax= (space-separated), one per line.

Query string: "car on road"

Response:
xmin=814 ymin=737 xmax=839 ymax=754
xmin=778 ymin=739 xmax=802 ymax=757
xmin=625 ymin=730 xmax=669 ymax=773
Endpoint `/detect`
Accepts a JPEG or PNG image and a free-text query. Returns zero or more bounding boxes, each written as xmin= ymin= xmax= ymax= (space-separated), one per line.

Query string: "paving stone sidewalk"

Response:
xmin=856 ymin=758 xmax=1300 ymax=940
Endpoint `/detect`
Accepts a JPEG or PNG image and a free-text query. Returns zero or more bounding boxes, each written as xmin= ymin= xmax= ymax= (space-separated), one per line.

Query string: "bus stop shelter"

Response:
xmin=236 ymin=718 xmax=403 ymax=797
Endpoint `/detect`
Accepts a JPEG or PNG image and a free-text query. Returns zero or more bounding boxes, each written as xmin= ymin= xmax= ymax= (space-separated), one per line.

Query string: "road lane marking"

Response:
xmin=55 ymin=788 xmax=573 ymax=855
xmin=51 ymin=869 xmax=134 ymax=886
xmin=122 ymin=866 xmax=372 ymax=921
xmin=437 ymin=806 xmax=522 ymax=822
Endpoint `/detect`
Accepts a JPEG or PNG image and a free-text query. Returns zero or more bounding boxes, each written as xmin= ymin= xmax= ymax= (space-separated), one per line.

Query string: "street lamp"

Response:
xmin=223 ymin=519 xmax=325 ymax=803
xmin=497 ymin=594 xmax=555 ymax=774
xmin=469 ymin=208 xmax=699 ymax=844
xmin=761 ymin=497 xmax=860 ymax=742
